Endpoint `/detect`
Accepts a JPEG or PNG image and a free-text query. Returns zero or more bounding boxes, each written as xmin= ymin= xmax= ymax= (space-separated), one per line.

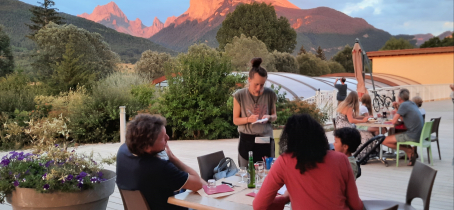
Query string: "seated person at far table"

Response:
xmin=412 ymin=96 xmax=426 ymax=116
xmin=333 ymin=127 xmax=362 ymax=180
xmin=253 ymin=114 xmax=363 ymax=210
xmin=383 ymin=89 xmax=423 ymax=166
xmin=357 ymin=93 xmax=387 ymax=136
xmin=116 ymin=114 xmax=207 ymax=210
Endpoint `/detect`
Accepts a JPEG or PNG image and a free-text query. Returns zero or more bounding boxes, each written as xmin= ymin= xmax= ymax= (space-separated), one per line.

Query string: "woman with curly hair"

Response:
xmin=253 ymin=114 xmax=363 ymax=210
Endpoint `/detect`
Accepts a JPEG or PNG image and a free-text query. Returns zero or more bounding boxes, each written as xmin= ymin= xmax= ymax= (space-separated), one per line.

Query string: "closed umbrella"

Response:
xmin=352 ymin=42 xmax=367 ymax=98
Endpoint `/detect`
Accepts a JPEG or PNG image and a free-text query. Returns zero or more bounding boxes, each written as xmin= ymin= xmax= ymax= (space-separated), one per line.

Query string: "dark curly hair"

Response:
xmin=279 ymin=114 xmax=329 ymax=174
xmin=333 ymin=127 xmax=361 ymax=154
xmin=126 ymin=114 xmax=166 ymax=156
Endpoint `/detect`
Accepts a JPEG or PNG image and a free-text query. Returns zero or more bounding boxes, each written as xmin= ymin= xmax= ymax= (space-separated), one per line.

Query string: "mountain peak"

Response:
xmin=164 ymin=16 xmax=178 ymax=27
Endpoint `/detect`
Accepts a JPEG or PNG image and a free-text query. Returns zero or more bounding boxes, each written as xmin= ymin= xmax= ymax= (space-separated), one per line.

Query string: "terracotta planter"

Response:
xmin=6 ymin=169 xmax=116 ymax=210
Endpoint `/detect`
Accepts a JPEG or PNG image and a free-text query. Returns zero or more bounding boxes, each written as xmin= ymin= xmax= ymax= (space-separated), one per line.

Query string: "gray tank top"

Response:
xmin=233 ymin=87 xmax=277 ymax=137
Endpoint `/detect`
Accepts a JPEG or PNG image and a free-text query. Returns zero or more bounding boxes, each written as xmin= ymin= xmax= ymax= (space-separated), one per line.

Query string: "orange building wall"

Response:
xmin=371 ymin=53 xmax=454 ymax=84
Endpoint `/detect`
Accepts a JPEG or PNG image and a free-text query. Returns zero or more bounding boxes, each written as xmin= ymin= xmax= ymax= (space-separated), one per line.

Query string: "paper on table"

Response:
xmin=197 ymin=178 xmax=247 ymax=198
xmin=278 ymin=185 xmax=287 ymax=195
xmin=252 ymin=118 xmax=268 ymax=125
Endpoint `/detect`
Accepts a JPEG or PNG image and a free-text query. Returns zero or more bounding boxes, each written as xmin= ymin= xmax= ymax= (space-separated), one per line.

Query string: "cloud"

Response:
xmin=342 ymin=0 xmax=382 ymax=15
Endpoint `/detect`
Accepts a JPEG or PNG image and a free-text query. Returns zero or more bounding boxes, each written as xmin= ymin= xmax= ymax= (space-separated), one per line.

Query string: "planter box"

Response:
xmin=7 ymin=169 xmax=116 ymax=210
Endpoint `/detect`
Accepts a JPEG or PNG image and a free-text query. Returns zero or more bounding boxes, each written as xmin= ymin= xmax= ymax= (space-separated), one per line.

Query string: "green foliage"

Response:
xmin=380 ymin=37 xmax=415 ymax=51
xmin=296 ymin=53 xmax=330 ymax=76
xmin=25 ymin=0 xmax=64 ymax=39
xmin=161 ymin=43 xmax=246 ymax=139
xmin=46 ymin=38 xmax=96 ymax=94
xmin=327 ymin=61 xmax=346 ymax=74
xmin=135 ymin=50 xmax=172 ymax=81
xmin=217 ymin=2 xmax=297 ymax=53
xmin=223 ymin=34 xmax=275 ymax=72
xmin=0 ymin=72 xmax=38 ymax=114
xmin=420 ymin=33 xmax=454 ymax=48
xmin=271 ymin=85 xmax=327 ymax=126
xmin=298 ymin=45 xmax=306 ymax=55
xmin=0 ymin=25 xmax=14 ymax=77
xmin=271 ymin=50 xmax=298 ymax=73
xmin=331 ymin=45 xmax=354 ymax=73
xmin=316 ymin=46 xmax=326 ymax=60
xmin=32 ymin=22 xmax=119 ymax=93
xmin=0 ymin=146 xmax=115 ymax=203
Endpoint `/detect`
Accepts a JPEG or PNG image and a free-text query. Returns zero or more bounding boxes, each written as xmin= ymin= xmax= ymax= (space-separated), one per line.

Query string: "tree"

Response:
xmin=316 ymin=46 xmax=326 ymax=60
xmin=271 ymin=51 xmax=298 ymax=73
xmin=135 ymin=50 xmax=172 ymax=81
xmin=0 ymin=25 xmax=14 ymax=77
xmin=327 ymin=61 xmax=346 ymax=74
xmin=160 ymin=43 xmax=245 ymax=140
xmin=380 ymin=37 xmax=414 ymax=51
xmin=296 ymin=53 xmax=330 ymax=76
xmin=216 ymin=2 xmax=297 ymax=53
xmin=223 ymin=34 xmax=275 ymax=72
xmin=331 ymin=45 xmax=354 ymax=73
xmin=420 ymin=33 xmax=454 ymax=48
xmin=46 ymin=38 xmax=96 ymax=94
xmin=298 ymin=45 xmax=307 ymax=55
xmin=25 ymin=0 xmax=64 ymax=39
xmin=32 ymin=23 xmax=119 ymax=89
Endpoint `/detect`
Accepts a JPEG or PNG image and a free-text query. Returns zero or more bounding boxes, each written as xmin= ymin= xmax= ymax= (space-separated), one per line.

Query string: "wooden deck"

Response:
xmin=0 ymin=99 xmax=452 ymax=210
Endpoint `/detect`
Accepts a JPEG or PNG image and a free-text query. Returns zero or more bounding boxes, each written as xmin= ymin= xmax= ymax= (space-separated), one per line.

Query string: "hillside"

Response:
xmin=0 ymin=0 xmax=175 ymax=64
xmin=149 ymin=0 xmax=393 ymax=58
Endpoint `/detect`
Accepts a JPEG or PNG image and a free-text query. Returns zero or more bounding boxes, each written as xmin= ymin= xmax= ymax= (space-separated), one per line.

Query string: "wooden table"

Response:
xmin=168 ymin=176 xmax=291 ymax=210
xmin=356 ymin=122 xmax=395 ymax=163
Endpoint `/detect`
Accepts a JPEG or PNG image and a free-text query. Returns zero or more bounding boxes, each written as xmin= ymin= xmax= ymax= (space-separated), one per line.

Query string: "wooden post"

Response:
xmin=119 ymin=106 xmax=126 ymax=144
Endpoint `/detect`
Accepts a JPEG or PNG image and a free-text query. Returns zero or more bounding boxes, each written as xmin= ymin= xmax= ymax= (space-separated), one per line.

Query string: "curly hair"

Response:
xmin=279 ymin=114 xmax=329 ymax=174
xmin=126 ymin=114 xmax=166 ymax=156
xmin=333 ymin=127 xmax=361 ymax=153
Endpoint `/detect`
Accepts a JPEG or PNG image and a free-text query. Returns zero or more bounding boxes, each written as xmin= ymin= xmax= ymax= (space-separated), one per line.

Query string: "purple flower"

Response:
xmin=45 ymin=160 xmax=52 ymax=168
xmin=43 ymin=184 xmax=50 ymax=190
xmin=77 ymin=182 xmax=83 ymax=188
xmin=17 ymin=156 xmax=24 ymax=161
xmin=1 ymin=159 xmax=10 ymax=167
xmin=76 ymin=171 xmax=87 ymax=180
xmin=71 ymin=150 xmax=75 ymax=153
xmin=13 ymin=180 xmax=19 ymax=187
xmin=42 ymin=173 xmax=47 ymax=180
xmin=66 ymin=174 xmax=73 ymax=181
xmin=25 ymin=169 xmax=30 ymax=175
xmin=97 ymin=171 xmax=103 ymax=178
xmin=90 ymin=177 xmax=98 ymax=183
xmin=54 ymin=144 xmax=59 ymax=147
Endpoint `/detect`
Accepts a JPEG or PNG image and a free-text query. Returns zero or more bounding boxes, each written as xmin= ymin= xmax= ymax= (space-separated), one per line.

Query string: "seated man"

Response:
xmin=383 ymin=89 xmax=423 ymax=166
xmin=333 ymin=127 xmax=361 ymax=180
xmin=116 ymin=114 xmax=206 ymax=209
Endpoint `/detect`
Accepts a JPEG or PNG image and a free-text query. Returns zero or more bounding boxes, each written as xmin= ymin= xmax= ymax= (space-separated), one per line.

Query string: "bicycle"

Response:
xmin=371 ymin=90 xmax=394 ymax=112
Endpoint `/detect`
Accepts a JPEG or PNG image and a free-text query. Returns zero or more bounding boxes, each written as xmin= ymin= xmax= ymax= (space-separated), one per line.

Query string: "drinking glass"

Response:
xmin=256 ymin=161 xmax=265 ymax=174
xmin=238 ymin=167 xmax=247 ymax=184
xmin=207 ymin=179 xmax=216 ymax=193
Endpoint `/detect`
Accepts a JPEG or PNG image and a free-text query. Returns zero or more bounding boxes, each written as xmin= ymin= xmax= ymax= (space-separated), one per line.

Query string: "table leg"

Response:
xmin=379 ymin=127 xmax=383 ymax=160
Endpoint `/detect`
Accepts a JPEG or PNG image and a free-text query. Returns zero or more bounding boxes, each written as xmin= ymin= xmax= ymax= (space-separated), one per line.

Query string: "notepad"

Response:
xmin=252 ymin=118 xmax=268 ymax=124
xmin=202 ymin=184 xmax=234 ymax=195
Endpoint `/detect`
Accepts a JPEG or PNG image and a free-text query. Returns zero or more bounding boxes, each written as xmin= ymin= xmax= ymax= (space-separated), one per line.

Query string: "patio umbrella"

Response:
xmin=352 ymin=42 xmax=367 ymax=98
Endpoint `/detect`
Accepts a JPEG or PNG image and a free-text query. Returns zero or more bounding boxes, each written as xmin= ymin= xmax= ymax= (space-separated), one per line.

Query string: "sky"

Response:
xmin=19 ymin=0 xmax=453 ymax=36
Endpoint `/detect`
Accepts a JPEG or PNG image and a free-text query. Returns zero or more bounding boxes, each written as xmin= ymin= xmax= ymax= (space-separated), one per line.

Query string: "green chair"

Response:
xmin=396 ymin=121 xmax=433 ymax=167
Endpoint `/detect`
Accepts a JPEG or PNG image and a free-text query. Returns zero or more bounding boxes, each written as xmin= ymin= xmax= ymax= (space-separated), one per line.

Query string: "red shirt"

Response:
xmin=253 ymin=151 xmax=363 ymax=210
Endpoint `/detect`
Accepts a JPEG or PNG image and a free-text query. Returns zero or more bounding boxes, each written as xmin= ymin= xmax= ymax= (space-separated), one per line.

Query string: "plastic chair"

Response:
xmin=396 ymin=121 xmax=433 ymax=167
xmin=363 ymin=161 xmax=437 ymax=210
xmin=428 ymin=117 xmax=441 ymax=160
xmin=197 ymin=151 xmax=225 ymax=181
xmin=119 ymin=188 xmax=150 ymax=210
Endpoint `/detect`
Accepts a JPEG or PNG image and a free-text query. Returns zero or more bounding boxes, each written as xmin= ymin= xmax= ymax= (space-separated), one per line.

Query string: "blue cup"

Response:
xmin=265 ymin=157 xmax=274 ymax=170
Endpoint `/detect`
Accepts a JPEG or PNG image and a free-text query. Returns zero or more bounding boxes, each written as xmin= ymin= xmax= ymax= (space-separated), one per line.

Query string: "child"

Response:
xmin=412 ymin=96 xmax=426 ymax=115
xmin=358 ymin=94 xmax=386 ymax=135
xmin=333 ymin=127 xmax=361 ymax=180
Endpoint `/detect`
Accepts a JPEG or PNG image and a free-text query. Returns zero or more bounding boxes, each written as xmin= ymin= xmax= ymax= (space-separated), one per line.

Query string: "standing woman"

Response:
xmin=233 ymin=58 xmax=277 ymax=167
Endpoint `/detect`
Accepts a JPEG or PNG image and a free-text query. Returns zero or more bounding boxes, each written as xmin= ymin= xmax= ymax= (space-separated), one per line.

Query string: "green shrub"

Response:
xmin=296 ymin=53 xmax=330 ymax=76
xmin=161 ymin=44 xmax=246 ymax=139
xmin=328 ymin=61 xmax=346 ymax=73
xmin=271 ymin=51 xmax=298 ymax=73
xmin=0 ymin=72 xmax=38 ymax=113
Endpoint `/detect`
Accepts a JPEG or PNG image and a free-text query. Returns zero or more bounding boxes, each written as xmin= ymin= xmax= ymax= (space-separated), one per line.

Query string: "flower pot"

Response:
xmin=6 ymin=169 xmax=116 ymax=210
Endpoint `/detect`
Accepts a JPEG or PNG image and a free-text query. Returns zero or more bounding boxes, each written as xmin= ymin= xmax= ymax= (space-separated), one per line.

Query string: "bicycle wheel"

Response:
xmin=383 ymin=97 xmax=393 ymax=110
xmin=373 ymin=97 xmax=381 ymax=112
